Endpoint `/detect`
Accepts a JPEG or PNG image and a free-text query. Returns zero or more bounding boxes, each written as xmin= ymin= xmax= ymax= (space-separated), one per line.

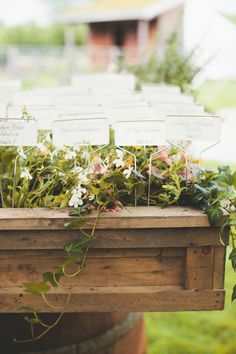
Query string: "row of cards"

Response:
xmin=0 ymin=116 xmax=221 ymax=147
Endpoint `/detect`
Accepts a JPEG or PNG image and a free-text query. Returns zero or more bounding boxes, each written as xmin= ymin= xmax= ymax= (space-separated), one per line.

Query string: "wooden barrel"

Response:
xmin=0 ymin=313 xmax=146 ymax=354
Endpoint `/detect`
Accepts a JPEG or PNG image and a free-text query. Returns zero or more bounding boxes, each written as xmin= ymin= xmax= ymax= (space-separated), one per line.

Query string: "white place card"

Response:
xmin=146 ymin=93 xmax=194 ymax=104
xmin=8 ymin=107 xmax=58 ymax=130
xmin=0 ymin=118 xmax=37 ymax=146
xmin=166 ymin=115 xmax=221 ymax=142
xmin=115 ymin=120 xmax=166 ymax=146
xmin=151 ymin=103 xmax=205 ymax=116
xmin=53 ymin=118 xmax=109 ymax=147
xmin=0 ymin=102 xmax=7 ymax=117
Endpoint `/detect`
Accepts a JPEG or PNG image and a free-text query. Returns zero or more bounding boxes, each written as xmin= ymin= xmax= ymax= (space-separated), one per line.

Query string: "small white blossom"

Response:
xmin=88 ymin=194 xmax=95 ymax=201
xmin=71 ymin=166 xmax=89 ymax=184
xmin=81 ymin=150 xmax=90 ymax=159
xmin=113 ymin=149 xmax=124 ymax=168
xmin=69 ymin=194 xmax=83 ymax=208
xmin=65 ymin=150 xmax=77 ymax=160
xmin=20 ymin=167 xmax=33 ymax=181
xmin=17 ymin=147 xmax=27 ymax=159
xmin=69 ymin=185 xmax=86 ymax=208
xmin=37 ymin=143 xmax=48 ymax=154
xmin=123 ymin=165 xmax=133 ymax=179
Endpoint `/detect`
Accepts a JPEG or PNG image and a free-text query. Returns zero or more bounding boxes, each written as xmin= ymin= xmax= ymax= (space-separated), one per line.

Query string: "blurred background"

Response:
xmin=0 ymin=1 xmax=236 ymax=353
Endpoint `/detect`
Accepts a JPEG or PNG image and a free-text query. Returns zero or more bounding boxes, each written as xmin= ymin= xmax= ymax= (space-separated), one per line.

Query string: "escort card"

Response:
xmin=0 ymin=102 xmax=7 ymax=117
xmin=165 ymin=115 xmax=221 ymax=142
xmin=147 ymin=94 xmax=194 ymax=104
xmin=53 ymin=118 xmax=110 ymax=147
xmin=115 ymin=120 xmax=166 ymax=146
xmin=0 ymin=118 xmax=38 ymax=146
xmin=152 ymin=103 xmax=205 ymax=116
xmin=8 ymin=107 xmax=58 ymax=130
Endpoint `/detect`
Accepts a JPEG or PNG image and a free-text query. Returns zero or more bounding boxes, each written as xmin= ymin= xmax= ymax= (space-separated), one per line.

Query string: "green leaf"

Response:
xmin=24 ymin=282 xmax=50 ymax=296
xmin=232 ymin=171 xmax=236 ymax=189
xmin=104 ymin=174 xmax=126 ymax=184
xmin=65 ymin=239 xmax=89 ymax=255
xmin=43 ymin=271 xmax=61 ymax=288
xmin=194 ymin=184 xmax=210 ymax=198
xmin=232 ymin=284 xmax=236 ymax=302
xmin=206 ymin=205 xmax=223 ymax=225
xmin=68 ymin=204 xmax=90 ymax=216
xmin=64 ymin=219 xmax=86 ymax=229
xmin=229 ymin=249 xmax=236 ymax=272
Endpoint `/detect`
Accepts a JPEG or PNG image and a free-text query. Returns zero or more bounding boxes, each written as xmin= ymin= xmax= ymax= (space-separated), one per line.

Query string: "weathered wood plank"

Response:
xmin=185 ymin=247 xmax=215 ymax=290
xmin=0 ymin=251 xmax=185 ymax=287
xmin=213 ymin=247 xmax=227 ymax=289
xmin=0 ymin=286 xmax=225 ymax=312
xmin=0 ymin=227 xmax=225 ymax=250
xmin=0 ymin=207 xmax=213 ymax=230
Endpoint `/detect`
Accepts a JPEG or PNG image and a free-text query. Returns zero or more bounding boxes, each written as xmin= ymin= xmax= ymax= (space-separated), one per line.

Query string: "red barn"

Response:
xmin=59 ymin=0 xmax=185 ymax=67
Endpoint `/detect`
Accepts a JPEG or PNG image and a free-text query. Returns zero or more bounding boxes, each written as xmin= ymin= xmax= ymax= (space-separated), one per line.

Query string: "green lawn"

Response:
xmin=194 ymin=80 xmax=236 ymax=112
xmin=146 ymin=251 xmax=236 ymax=354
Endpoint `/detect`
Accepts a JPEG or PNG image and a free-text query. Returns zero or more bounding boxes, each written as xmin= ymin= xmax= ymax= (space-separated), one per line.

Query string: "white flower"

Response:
xmin=65 ymin=150 xmax=76 ymax=160
xmin=88 ymin=194 xmax=95 ymax=201
xmin=17 ymin=147 xmax=27 ymax=159
xmin=68 ymin=185 xmax=86 ymax=208
xmin=113 ymin=149 xmax=124 ymax=168
xmin=71 ymin=166 xmax=89 ymax=184
xmin=123 ymin=165 xmax=133 ymax=179
xmin=69 ymin=194 xmax=83 ymax=208
xmin=116 ymin=149 xmax=123 ymax=159
xmin=37 ymin=143 xmax=47 ymax=154
xmin=81 ymin=150 xmax=90 ymax=159
xmin=20 ymin=167 xmax=33 ymax=181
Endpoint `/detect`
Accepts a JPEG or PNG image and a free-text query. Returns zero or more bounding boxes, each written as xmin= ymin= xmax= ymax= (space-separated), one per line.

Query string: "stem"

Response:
xmin=0 ymin=179 xmax=4 ymax=207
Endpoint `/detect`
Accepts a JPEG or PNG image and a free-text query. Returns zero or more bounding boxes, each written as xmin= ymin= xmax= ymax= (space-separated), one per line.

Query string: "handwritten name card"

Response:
xmin=166 ymin=115 xmax=221 ymax=142
xmin=52 ymin=118 xmax=109 ymax=147
xmin=0 ymin=119 xmax=37 ymax=146
xmin=115 ymin=120 xmax=166 ymax=146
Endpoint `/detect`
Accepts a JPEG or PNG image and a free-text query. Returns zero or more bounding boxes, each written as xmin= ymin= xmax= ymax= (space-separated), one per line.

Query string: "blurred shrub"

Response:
xmin=126 ymin=33 xmax=201 ymax=92
xmin=0 ymin=23 xmax=87 ymax=46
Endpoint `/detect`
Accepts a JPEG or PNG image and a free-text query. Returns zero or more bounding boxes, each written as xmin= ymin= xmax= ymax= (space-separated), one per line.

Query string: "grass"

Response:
xmin=145 ymin=256 xmax=236 ymax=354
xmin=194 ymin=80 xmax=236 ymax=112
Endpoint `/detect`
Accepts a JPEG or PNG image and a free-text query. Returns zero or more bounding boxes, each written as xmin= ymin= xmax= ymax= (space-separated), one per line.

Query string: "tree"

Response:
xmin=43 ymin=0 xmax=83 ymax=12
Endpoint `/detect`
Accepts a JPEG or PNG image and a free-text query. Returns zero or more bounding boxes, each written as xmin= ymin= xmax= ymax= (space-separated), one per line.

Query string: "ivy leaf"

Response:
xmin=206 ymin=205 xmax=223 ymax=226
xmin=43 ymin=271 xmax=61 ymax=288
xmin=64 ymin=219 xmax=86 ymax=229
xmin=216 ymin=171 xmax=232 ymax=187
xmin=229 ymin=249 xmax=236 ymax=272
xmin=68 ymin=204 xmax=90 ymax=216
xmin=232 ymin=284 xmax=236 ymax=302
xmin=24 ymin=282 xmax=50 ymax=296
xmin=194 ymin=184 xmax=210 ymax=198
xmin=65 ymin=239 xmax=89 ymax=256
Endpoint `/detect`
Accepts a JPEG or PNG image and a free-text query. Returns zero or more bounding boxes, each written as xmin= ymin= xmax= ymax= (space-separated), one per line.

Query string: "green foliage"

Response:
xmin=0 ymin=23 xmax=87 ymax=46
xmin=195 ymin=80 xmax=236 ymax=112
xmin=128 ymin=33 xmax=200 ymax=92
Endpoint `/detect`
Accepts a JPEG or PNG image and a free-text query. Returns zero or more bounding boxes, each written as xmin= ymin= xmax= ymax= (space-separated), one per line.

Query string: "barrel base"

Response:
xmin=0 ymin=313 xmax=146 ymax=354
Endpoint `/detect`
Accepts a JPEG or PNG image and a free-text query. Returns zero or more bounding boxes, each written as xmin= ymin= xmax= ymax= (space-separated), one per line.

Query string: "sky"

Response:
xmin=0 ymin=0 xmax=236 ymax=80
